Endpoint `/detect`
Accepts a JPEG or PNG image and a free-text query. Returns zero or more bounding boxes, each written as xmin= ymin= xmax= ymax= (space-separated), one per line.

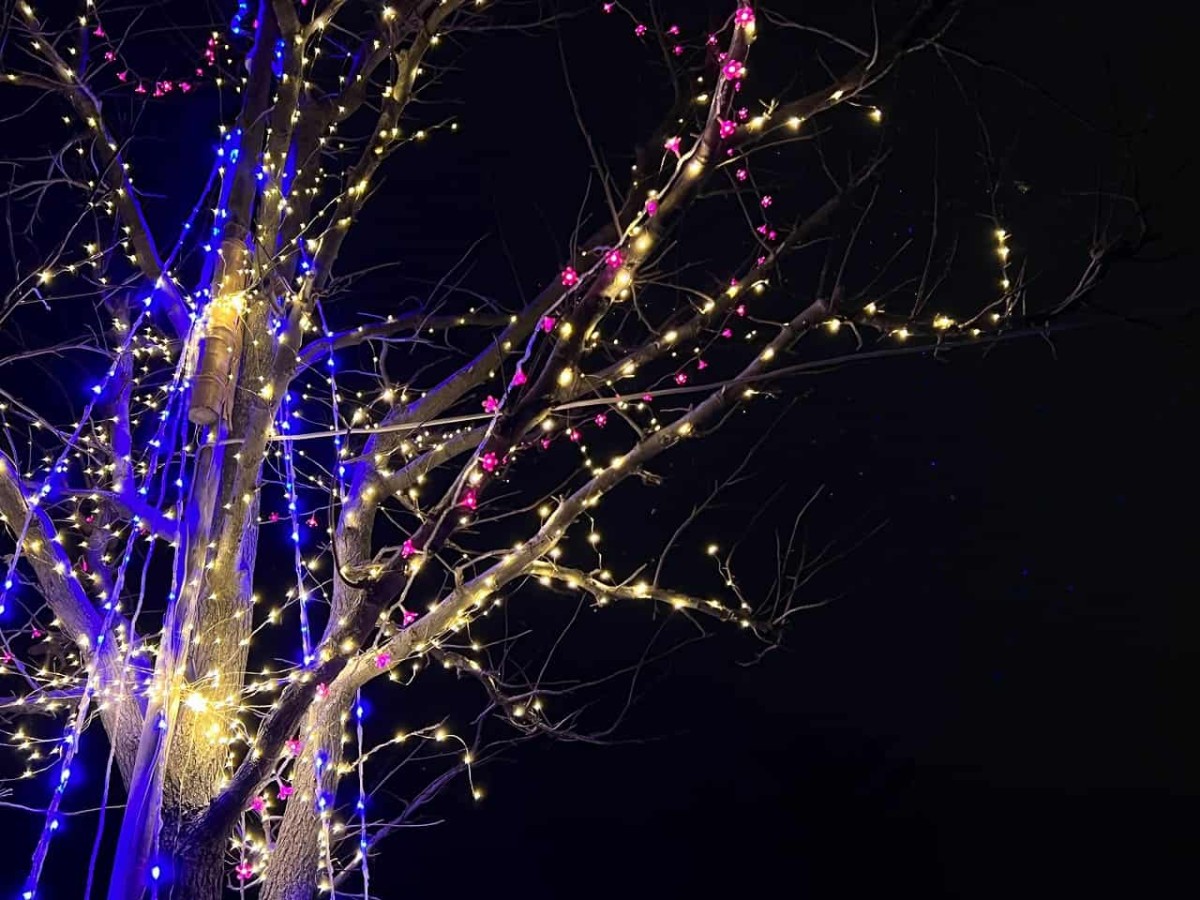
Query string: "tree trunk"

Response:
xmin=261 ymin=695 xmax=349 ymax=900
xmin=260 ymin=788 xmax=324 ymax=900
xmin=165 ymin=819 xmax=227 ymax=900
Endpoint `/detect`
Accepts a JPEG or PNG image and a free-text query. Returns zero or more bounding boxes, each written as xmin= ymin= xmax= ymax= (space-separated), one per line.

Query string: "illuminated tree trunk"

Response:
xmin=161 ymin=819 xmax=228 ymax=900
xmin=189 ymin=239 xmax=249 ymax=426
xmin=259 ymin=773 xmax=326 ymax=900
xmin=261 ymin=697 xmax=351 ymax=900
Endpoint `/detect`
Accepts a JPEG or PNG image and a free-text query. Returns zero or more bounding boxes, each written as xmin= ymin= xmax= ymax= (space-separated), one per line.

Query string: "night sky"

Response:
xmin=1 ymin=1 xmax=1194 ymax=897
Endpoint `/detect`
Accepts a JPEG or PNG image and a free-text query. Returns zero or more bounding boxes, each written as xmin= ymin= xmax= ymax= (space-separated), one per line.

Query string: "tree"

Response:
xmin=0 ymin=1 xmax=1148 ymax=897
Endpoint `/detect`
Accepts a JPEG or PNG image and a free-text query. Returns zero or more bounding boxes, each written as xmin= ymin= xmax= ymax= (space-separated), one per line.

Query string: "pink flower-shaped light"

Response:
xmin=561 ymin=266 xmax=579 ymax=287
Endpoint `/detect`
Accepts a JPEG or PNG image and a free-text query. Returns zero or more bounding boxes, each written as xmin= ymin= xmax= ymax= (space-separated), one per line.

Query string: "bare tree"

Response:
xmin=0 ymin=1 xmax=1147 ymax=898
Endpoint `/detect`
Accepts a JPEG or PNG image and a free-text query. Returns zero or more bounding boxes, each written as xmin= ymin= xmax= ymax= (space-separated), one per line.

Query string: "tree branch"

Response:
xmin=3 ymin=7 xmax=192 ymax=336
xmin=0 ymin=452 xmax=143 ymax=781
xmin=527 ymin=561 xmax=752 ymax=629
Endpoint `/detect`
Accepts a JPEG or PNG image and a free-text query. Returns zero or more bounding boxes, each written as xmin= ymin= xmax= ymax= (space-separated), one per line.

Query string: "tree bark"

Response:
xmin=261 ymin=693 xmax=350 ymax=900
xmin=260 ymin=774 xmax=325 ymax=900
xmin=164 ymin=816 xmax=227 ymax=900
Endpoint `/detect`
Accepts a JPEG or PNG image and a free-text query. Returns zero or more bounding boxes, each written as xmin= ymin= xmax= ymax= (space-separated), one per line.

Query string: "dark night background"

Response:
xmin=1 ymin=1 xmax=1195 ymax=897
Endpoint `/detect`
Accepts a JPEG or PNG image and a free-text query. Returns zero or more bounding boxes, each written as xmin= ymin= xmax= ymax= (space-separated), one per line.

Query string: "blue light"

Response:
xmin=231 ymin=1 xmax=250 ymax=36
